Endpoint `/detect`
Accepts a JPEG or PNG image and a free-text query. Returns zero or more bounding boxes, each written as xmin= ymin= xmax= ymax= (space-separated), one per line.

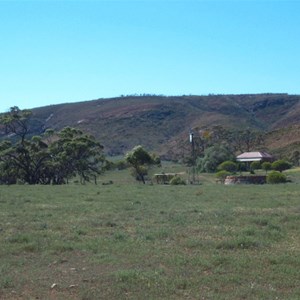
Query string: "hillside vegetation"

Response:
xmin=1 ymin=94 xmax=300 ymax=158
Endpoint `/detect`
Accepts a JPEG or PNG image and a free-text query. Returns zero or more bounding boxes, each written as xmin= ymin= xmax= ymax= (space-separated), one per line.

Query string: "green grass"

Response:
xmin=0 ymin=168 xmax=300 ymax=299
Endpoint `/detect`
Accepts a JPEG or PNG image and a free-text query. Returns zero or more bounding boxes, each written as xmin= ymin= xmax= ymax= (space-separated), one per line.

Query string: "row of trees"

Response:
xmin=217 ymin=159 xmax=291 ymax=175
xmin=0 ymin=107 xmax=106 ymax=184
xmin=216 ymin=159 xmax=291 ymax=184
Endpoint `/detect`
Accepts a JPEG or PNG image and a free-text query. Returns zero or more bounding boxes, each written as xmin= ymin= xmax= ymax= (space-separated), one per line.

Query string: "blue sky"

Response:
xmin=1 ymin=0 xmax=300 ymax=113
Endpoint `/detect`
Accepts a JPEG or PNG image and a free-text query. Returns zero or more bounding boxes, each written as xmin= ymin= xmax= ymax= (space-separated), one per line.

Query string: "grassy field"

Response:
xmin=0 ymin=167 xmax=300 ymax=299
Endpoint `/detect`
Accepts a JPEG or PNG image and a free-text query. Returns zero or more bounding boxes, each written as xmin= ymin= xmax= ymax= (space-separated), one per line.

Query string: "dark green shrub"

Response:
xmin=218 ymin=161 xmax=237 ymax=173
xmin=271 ymin=160 xmax=291 ymax=173
xmin=262 ymin=162 xmax=272 ymax=174
xmin=250 ymin=161 xmax=261 ymax=171
xmin=170 ymin=176 xmax=186 ymax=185
xmin=267 ymin=171 xmax=287 ymax=184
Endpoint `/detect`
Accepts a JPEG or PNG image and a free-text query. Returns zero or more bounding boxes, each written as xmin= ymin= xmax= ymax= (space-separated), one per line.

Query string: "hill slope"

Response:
xmin=2 ymin=94 xmax=300 ymax=158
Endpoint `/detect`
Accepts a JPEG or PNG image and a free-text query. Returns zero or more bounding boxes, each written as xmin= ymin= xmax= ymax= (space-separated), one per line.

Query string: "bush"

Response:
xmin=250 ymin=161 xmax=261 ymax=171
xmin=170 ymin=176 xmax=186 ymax=185
xmin=218 ymin=161 xmax=237 ymax=173
xmin=267 ymin=171 xmax=287 ymax=184
xmin=271 ymin=160 xmax=291 ymax=173
xmin=262 ymin=162 xmax=272 ymax=174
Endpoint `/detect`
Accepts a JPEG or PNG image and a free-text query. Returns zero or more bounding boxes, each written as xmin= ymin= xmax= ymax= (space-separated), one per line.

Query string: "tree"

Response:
xmin=290 ymin=150 xmax=300 ymax=167
xmin=261 ymin=162 xmax=272 ymax=174
xmin=0 ymin=108 xmax=106 ymax=184
xmin=0 ymin=106 xmax=32 ymax=144
xmin=125 ymin=145 xmax=160 ymax=184
xmin=271 ymin=160 xmax=291 ymax=173
xmin=196 ymin=145 xmax=235 ymax=173
xmin=230 ymin=129 xmax=264 ymax=153
xmin=250 ymin=161 xmax=261 ymax=173
xmin=49 ymin=127 xmax=106 ymax=184
xmin=0 ymin=108 xmax=51 ymax=184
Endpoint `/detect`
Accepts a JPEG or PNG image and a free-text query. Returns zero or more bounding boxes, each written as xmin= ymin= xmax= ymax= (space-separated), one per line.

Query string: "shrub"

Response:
xmin=267 ymin=171 xmax=287 ymax=184
xmin=170 ymin=176 xmax=186 ymax=185
xmin=261 ymin=162 xmax=272 ymax=174
xmin=218 ymin=161 xmax=237 ymax=173
xmin=250 ymin=161 xmax=261 ymax=171
xmin=271 ymin=160 xmax=291 ymax=173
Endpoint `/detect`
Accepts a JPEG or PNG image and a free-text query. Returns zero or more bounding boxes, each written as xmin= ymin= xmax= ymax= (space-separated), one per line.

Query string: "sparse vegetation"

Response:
xmin=1 ymin=95 xmax=300 ymax=299
xmin=1 ymin=94 xmax=300 ymax=160
xmin=0 ymin=166 xmax=300 ymax=299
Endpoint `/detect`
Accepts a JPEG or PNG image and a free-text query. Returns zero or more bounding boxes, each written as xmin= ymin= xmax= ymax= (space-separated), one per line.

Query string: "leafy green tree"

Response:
xmin=196 ymin=145 xmax=235 ymax=173
xmin=125 ymin=145 xmax=159 ymax=184
xmin=271 ymin=160 xmax=291 ymax=173
xmin=49 ymin=127 xmax=106 ymax=184
xmin=0 ymin=108 xmax=51 ymax=184
xmin=261 ymin=162 xmax=272 ymax=174
xmin=250 ymin=161 xmax=261 ymax=173
xmin=0 ymin=106 xmax=32 ymax=144
xmin=0 ymin=108 xmax=106 ymax=185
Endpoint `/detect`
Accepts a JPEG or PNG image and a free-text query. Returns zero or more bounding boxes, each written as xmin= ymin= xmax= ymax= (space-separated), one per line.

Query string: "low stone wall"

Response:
xmin=224 ymin=175 xmax=266 ymax=185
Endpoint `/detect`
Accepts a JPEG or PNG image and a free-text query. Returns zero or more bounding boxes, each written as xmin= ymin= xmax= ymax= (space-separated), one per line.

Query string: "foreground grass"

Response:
xmin=0 ymin=174 xmax=300 ymax=299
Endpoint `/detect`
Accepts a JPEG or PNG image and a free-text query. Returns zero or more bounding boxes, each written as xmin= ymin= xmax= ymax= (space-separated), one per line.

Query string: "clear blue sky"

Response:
xmin=1 ymin=0 xmax=300 ymax=113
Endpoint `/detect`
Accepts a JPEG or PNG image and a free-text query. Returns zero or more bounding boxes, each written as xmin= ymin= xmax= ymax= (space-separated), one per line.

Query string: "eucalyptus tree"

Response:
xmin=49 ymin=127 xmax=106 ymax=184
xmin=0 ymin=107 xmax=106 ymax=184
xmin=0 ymin=107 xmax=50 ymax=184
xmin=229 ymin=129 xmax=264 ymax=153
xmin=125 ymin=145 xmax=160 ymax=184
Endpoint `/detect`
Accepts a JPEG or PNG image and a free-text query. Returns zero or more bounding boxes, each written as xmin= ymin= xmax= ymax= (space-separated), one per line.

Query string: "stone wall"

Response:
xmin=224 ymin=175 xmax=266 ymax=185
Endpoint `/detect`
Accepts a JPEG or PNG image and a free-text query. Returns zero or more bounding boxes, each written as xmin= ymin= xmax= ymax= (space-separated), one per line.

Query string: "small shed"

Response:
xmin=153 ymin=173 xmax=177 ymax=184
xmin=236 ymin=151 xmax=273 ymax=163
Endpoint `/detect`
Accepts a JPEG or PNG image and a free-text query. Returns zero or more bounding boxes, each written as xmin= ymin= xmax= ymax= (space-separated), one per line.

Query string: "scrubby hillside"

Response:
xmin=1 ymin=94 xmax=300 ymax=158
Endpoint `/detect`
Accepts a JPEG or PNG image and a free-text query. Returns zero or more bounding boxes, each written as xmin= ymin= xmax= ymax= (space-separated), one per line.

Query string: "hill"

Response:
xmin=1 ymin=93 xmax=300 ymax=159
